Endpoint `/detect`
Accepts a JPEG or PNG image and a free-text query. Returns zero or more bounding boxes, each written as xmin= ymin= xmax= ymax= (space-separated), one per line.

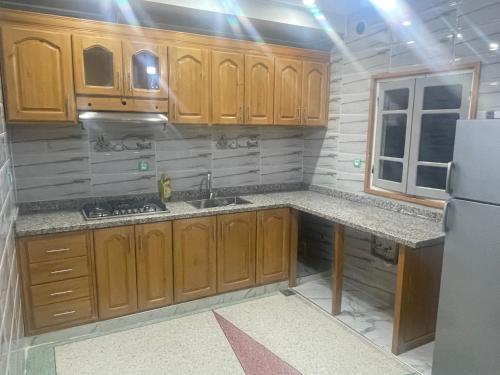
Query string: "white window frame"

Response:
xmin=370 ymin=70 xmax=474 ymax=201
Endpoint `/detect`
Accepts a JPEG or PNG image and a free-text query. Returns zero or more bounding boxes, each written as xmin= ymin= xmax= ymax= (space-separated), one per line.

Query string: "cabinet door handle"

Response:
xmin=172 ymin=103 xmax=176 ymax=121
xmin=50 ymin=268 xmax=73 ymax=275
xmin=64 ymin=95 xmax=68 ymax=114
xmin=53 ymin=310 xmax=76 ymax=318
xmin=46 ymin=248 xmax=70 ymax=254
xmin=116 ymin=71 xmax=121 ymax=91
xmin=49 ymin=290 xmax=73 ymax=297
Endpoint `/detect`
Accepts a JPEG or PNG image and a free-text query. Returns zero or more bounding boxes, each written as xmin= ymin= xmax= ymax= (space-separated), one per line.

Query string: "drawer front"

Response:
xmin=24 ymin=232 xmax=88 ymax=263
xmin=32 ymin=298 xmax=93 ymax=329
xmin=29 ymin=256 xmax=88 ymax=285
xmin=31 ymin=276 xmax=90 ymax=306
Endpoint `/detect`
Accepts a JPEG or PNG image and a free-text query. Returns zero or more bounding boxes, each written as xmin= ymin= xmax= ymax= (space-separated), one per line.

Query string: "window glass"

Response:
xmin=83 ymin=46 xmax=114 ymax=87
xmin=383 ymin=88 xmax=409 ymax=110
xmin=381 ymin=114 xmax=407 ymax=158
xmin=379 ymin=160 xmax=403 ymax=182
xmin=416 ymin=166 xmax=447 ymax=189
xmin=423 ymin=84 xmax=462 ymax=109
xmin=418 ymin=113 xmax=459 ymax=163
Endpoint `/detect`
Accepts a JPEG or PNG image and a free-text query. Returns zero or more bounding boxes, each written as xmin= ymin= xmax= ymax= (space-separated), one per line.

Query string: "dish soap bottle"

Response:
xmin=159 ymin=174 xmax=172 ymax=204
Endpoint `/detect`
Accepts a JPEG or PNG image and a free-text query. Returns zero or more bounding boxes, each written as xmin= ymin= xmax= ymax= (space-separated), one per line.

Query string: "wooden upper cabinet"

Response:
xmin=217 ymin=212 xmax=256 ymax=293
xmin=73 ymin=35 xmax=123 ymax=96
xmin=274 ymin=58 xmax=302 ymax=125
xmin=256 ymin=208 xmax=290 ymax=284
xmin=211 ymin=50 xmax=244 ymax=124
xmin=245 ymin=55 xmax=274 ymax=125
xmin=173 ymin=216 xmax=216 ymax=303
xmin=94 ymin=226 xmax=137 ymax=319
xmin=135 ymin=222 xmax=173 ymax=311
xmin=1 ymin=26 xmax=75 ymax=123
xmin=122 ymin=41 xmax=168 ymax=99
xmin=302 ymin=61 xmax=328 ymax=126
xmin=169 ymin=46 xmax=209 ymax=124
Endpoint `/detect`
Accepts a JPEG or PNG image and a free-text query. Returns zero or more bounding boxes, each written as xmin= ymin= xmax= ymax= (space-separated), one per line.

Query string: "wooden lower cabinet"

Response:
xmin=173 ymin=216 xmax=217 ymax=303
xmin=135 ymin=222 xmax=173 ymax=311
xmin=217 ymin=212 xmax=256 ymax=293
xmin=94 ymin=226 xmax=138 ymax=319
xmin=256 ymin=208 xmax=291 ymax=284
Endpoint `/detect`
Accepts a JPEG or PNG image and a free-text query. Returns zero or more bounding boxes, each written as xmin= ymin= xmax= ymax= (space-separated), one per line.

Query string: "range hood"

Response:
xmin=78 ymin=111 xmax=168 ymax=124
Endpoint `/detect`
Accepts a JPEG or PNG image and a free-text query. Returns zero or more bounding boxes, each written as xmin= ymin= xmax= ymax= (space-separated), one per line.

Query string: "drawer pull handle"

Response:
xmin=50 ymin=268 xmax=73 ymax=275
xmin=46 ymin=248 xmax=70 ymax=254
xmin=53 ymin=310 xmax=76 ymax=318
xmin=49 ymin=290 xmax=73 ymax=297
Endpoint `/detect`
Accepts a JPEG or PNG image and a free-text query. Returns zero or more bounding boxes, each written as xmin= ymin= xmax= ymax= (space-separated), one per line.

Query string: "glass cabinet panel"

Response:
xmin=132 ymin=51 xmax=160 ymax=90
xmin=83 ymin=46 xmax=114 ymax=87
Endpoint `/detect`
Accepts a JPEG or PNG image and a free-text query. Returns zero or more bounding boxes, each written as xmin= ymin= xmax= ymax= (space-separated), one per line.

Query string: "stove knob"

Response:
xmin=113 ymin=210 xmax=120 ymax=215
xmin=121 ymin=209 xmax=127 ymax=215
xmin=139 ymin=207 xmax=144 ymax=213
xmin=132 ymin=208 xmax=139 ymax=213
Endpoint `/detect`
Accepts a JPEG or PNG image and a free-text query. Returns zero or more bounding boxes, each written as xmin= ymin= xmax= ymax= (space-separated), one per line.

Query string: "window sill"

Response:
xmin=364 ymin=186 xmax=445 ymax=209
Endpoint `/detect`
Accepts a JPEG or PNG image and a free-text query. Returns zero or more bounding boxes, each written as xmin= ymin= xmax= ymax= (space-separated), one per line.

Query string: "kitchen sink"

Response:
xmin=187 ymin=196 xmax=252 ymax=209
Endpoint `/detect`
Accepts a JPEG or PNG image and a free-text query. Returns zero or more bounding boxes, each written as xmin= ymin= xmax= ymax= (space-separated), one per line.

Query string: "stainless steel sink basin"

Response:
xmin=187 ymin=196 xmax=252 ymax=209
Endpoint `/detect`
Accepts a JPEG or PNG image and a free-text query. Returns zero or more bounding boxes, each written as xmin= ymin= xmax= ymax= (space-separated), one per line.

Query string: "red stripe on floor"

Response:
xmin=213 ymin=311 xmax=302 ymax=375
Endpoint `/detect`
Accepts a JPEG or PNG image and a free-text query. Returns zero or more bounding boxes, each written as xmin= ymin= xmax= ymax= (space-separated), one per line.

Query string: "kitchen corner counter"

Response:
xmin=15 ymin=190 xmax=444 ymax=248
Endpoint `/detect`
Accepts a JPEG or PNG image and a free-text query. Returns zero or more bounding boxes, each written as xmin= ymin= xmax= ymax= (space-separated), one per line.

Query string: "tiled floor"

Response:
xmin=21 ymin=284 xmax=420 ymax=375
xmin=52 ymin=293 xmax=416 ymax=375
xmin=293 ymin=275 xmax=434 ymax=375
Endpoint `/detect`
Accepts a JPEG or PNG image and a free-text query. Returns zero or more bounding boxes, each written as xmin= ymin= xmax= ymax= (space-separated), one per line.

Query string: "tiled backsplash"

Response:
xmin=306 ymin=0 xmax=500 ymax=193
xmin=0 ymin=78 xmax=23 ymax=374
xmin=10 ymin=123 xmax=304 ymax=203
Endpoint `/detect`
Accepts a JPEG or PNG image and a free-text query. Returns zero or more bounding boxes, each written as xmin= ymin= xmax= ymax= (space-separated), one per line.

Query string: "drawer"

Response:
xmin=32 ymin=297 xmax=93 ymax=329
xmin=23 ymin=232 xmax=88 ymax=264
xmin=29 ymin=256 xmax=88 ymax=285
xmin=31 ymin=276 xmax=91 ymax=306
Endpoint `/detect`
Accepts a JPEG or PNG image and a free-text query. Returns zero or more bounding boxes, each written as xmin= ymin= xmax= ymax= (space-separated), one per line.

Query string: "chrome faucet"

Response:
xmin=200 ymin=171 xmax=215 ymax=199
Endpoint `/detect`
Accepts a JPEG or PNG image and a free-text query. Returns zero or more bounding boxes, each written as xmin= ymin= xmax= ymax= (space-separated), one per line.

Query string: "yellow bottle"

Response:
xmin=159 ymin=174 xmax=172 ymax=204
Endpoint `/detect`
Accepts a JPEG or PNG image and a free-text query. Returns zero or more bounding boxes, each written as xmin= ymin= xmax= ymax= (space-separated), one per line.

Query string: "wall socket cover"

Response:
xmin=353 ymin=159 xmax=362 ymax=168
xmin=138 ymin=160 xmax=149 ymax=171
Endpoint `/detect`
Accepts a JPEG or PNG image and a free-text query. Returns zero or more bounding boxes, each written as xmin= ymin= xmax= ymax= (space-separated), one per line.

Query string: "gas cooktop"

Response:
xmin=81 ymin=197 xmax=169 ymax=220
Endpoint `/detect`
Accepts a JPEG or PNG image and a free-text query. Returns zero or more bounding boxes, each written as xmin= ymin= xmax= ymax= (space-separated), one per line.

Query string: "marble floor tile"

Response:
xmin=293 ymin=275 xmax=434 ymax=375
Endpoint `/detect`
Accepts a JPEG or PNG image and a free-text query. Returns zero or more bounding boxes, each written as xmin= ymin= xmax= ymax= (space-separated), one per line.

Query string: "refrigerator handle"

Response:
xmin=445 ymin=161 xmax=454 ymax=194
xmin=442 ymin=201 xmax=450 ymax=233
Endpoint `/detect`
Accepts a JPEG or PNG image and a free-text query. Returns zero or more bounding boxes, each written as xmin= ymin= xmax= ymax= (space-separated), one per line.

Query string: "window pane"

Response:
xmin=416 ymin=166 xmax=447 ymax=189
xmin=133 ymin=51 xmax=160 ymax=90
xmin=381 ymin=114 xmax=407 ymax=158
xmin=423 ymin=84 xmax=462 ymax=109
xmin=379 ymin=160 xmax=403 ymax=182
xmin=383 ymin=88 xmax=409 ymax=110
xmin=83 ymin=46 xmax=114 ymax=87
xmin=419 ymin=113 xmax=459 ymax=162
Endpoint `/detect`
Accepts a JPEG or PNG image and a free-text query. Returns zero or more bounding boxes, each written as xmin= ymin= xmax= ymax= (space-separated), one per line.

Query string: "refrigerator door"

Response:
xmin=450 ymin=120 xmax=500 ymax=204
xmin=433 ymin=198 xmax=500 ymax=375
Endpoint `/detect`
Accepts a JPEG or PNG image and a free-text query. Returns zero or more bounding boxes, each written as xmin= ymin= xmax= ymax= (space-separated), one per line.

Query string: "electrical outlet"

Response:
xmin=138 ymin=160 xmax=149 ymax=171
xmin=353 ymin=158 xmax=362 ymax=168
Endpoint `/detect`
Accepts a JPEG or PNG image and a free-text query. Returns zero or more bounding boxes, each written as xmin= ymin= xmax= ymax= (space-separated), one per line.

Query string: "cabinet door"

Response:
xmin=1 ymin=26 xmax=75 ymax=122
xmin=245 ymin=55 xmax=274 ymax=125
xmin=173 ymin=216 xmax=216 ymax=303
xmin=122 ymin=41 xmax=168 ymax=99
xmin=135 ymin=222 xmax=173 ymax=311
xmin=302 ymin=61 xmax=329 ymax=126
xmin=73 ymin=35 xmax=123 ymax=96
xmin=274 ymin=58 xmax=302 ymax=125
xmin=217 ymin=212 xmax=256 ymax=293
xmin=169 ymin=46 xmax=209 ymax=124
xmin=94 ymin=226 xmax=137 ymax=319
xmin=256 ymin=208 xmax=290 ymax=284
xmin=211 ymin=51 xmax=244 ymax=124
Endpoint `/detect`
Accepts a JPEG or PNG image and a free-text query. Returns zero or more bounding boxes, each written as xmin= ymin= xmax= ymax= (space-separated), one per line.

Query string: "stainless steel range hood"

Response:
xmin=78 ymin=111 xmax=168 ymax=124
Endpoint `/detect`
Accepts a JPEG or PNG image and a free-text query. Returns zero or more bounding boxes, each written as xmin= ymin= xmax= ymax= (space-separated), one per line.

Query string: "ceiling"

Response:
xmin=0 ymin=0 xmax=371 ymax=50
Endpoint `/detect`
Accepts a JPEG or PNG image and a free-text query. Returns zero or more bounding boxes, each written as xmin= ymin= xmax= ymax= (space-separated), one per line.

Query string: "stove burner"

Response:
xmin=82 ymin=198 xmax=168 ymax=220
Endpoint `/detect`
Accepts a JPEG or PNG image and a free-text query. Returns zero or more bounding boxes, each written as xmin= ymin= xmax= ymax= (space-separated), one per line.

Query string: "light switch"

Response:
xmin=138 ymin=160 xmax=149 ymax=171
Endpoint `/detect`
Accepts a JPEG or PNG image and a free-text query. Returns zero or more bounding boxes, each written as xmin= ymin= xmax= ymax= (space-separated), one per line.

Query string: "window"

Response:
xmin=368 ymin=69 xmax=476 ymax=202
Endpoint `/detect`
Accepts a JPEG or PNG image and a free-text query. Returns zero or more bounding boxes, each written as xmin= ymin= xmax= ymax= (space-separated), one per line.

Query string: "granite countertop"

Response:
xmin=15 ymin=190 xmax=444 ymax=248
